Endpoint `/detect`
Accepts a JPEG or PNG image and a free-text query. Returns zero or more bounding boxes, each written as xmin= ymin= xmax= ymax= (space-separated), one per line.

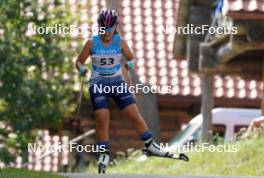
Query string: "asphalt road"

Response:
xmin=58 ymin=174 xmax=262 ymax=178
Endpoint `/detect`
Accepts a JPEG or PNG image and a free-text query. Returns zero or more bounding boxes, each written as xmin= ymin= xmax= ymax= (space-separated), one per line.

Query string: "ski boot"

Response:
xmin=98 ymin=153 xmax=110 ymax=174
xmin=142 ymin=140 xmax=189 ymax=161
xmin=143 ymin=140 xmax=173 ymax=157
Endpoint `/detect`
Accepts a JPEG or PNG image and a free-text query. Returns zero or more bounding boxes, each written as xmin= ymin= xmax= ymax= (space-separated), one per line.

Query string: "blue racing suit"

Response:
xmin=88 ymin=34 xmax=135 ymax=110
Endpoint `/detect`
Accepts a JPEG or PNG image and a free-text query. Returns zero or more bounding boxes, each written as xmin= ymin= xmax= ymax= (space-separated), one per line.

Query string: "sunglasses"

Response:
xmin=105 ymin=27 xmax=113 ymax=33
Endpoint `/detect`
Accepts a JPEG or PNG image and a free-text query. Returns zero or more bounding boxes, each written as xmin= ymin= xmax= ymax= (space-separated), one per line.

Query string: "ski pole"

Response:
xmin=76 ymin=76 xmax=85 ymax=116
xmin=72 ymin=76 xmax=85 ymax=129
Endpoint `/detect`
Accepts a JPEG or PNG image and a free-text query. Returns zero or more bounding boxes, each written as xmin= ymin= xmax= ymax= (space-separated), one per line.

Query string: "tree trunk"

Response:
xmin=261 ymin=56 xmax=264 ymax=116
xmin=201 ymin=74 xmax=213 ymax=143
xmin=107 ymin=0 xmax=161 ymax=142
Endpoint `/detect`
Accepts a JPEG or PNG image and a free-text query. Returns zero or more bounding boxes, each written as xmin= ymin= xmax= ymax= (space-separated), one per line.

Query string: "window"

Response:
xmin=212 ymin=124 xmax=226 ymax=138
xmin=234 ymin=125 xmax=248 ymax=133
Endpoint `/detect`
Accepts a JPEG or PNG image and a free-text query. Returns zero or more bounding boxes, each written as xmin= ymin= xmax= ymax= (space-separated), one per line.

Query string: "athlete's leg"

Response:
xmin=89 ymin=82 xmax=110 ymax=143
xmin=112 ymin=81 xmax=152 ymax=142
xmin=95 ymin=108 xmax=110 ymax=173
xmin=111 ymin=80 xmax=148 ymax=134
xmin=95 ymin=108 xmax=110 ymax=142
xmin=89 ymin=83 xmax=111 ymax=173
xmin=122 ymin=104 xmax=148 ymax=134
xmin=112 ymin=80 xmax=170 ymax=156
xmin=122 ymin=104 xmax=172 ymax=156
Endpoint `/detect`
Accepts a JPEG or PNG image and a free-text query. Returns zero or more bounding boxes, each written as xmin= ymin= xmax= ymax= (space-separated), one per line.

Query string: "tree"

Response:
xmin=0 ymin=0 xmax=76 ymax=164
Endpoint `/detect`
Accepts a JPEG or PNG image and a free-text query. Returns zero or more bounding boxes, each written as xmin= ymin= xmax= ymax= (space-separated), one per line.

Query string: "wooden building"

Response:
xmin=174 ymin=0 xmax=264 ymax=141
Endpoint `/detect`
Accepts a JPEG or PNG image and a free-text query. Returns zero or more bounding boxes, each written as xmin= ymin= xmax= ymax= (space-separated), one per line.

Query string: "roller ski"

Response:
xmin=98 ymin=153 xmax=110 ymax=174
xmin=142 ymin=141 xmax=189 ymax=162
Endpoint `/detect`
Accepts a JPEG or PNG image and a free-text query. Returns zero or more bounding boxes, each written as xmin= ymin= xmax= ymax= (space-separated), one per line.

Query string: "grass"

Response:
xmin=87 ymin=137 xmax=264 ymax=176
xmin=0 ymin=168 xmax=63 ymax=178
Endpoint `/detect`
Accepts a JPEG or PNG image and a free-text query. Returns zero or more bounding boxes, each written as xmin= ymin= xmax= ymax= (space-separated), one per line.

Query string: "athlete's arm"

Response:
xmin=75 ymin=39 xmax=92 ymax=71
xmin=121 ymin=39 xmax=135 ymax=86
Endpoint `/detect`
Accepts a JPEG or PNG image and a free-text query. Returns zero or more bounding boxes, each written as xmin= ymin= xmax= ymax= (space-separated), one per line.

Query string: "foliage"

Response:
xmin=0 ymin=0 xmax=77 ymax=164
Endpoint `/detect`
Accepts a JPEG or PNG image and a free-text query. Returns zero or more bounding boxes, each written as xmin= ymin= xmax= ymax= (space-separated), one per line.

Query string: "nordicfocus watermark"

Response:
xmin=92 ymin=83 xmax=172 ymax=94
xmin=28 ymin=142 xmax=106 ymax=153
xmin=160 ymin=142 xmax=238 ymax=153
xmin=27 ymin=23 xmax=238 ymax=36
xmin=27 ymin=23 xmax=107 ymax=36
xmin=162 ymin=24 xmax=238 ymax=35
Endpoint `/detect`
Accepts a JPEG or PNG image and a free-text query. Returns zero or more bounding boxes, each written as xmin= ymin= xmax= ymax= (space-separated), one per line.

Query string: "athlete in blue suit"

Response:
xmin=75 ymin=9 xmax=169 ymax=173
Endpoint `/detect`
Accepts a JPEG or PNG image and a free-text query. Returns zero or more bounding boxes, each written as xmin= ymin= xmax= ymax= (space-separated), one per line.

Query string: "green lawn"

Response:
xmin=1 ymin=138 xmax=263 ymax=177
xmin=0 ymin=168 xmax=63 ymax=178
xmin=87 ymin=137 xmax=264 ymax=176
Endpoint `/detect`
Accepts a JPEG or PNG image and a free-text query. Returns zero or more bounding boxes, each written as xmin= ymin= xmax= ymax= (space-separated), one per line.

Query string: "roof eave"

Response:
xmin=227 ymin=11 xmax=264 ymax=20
